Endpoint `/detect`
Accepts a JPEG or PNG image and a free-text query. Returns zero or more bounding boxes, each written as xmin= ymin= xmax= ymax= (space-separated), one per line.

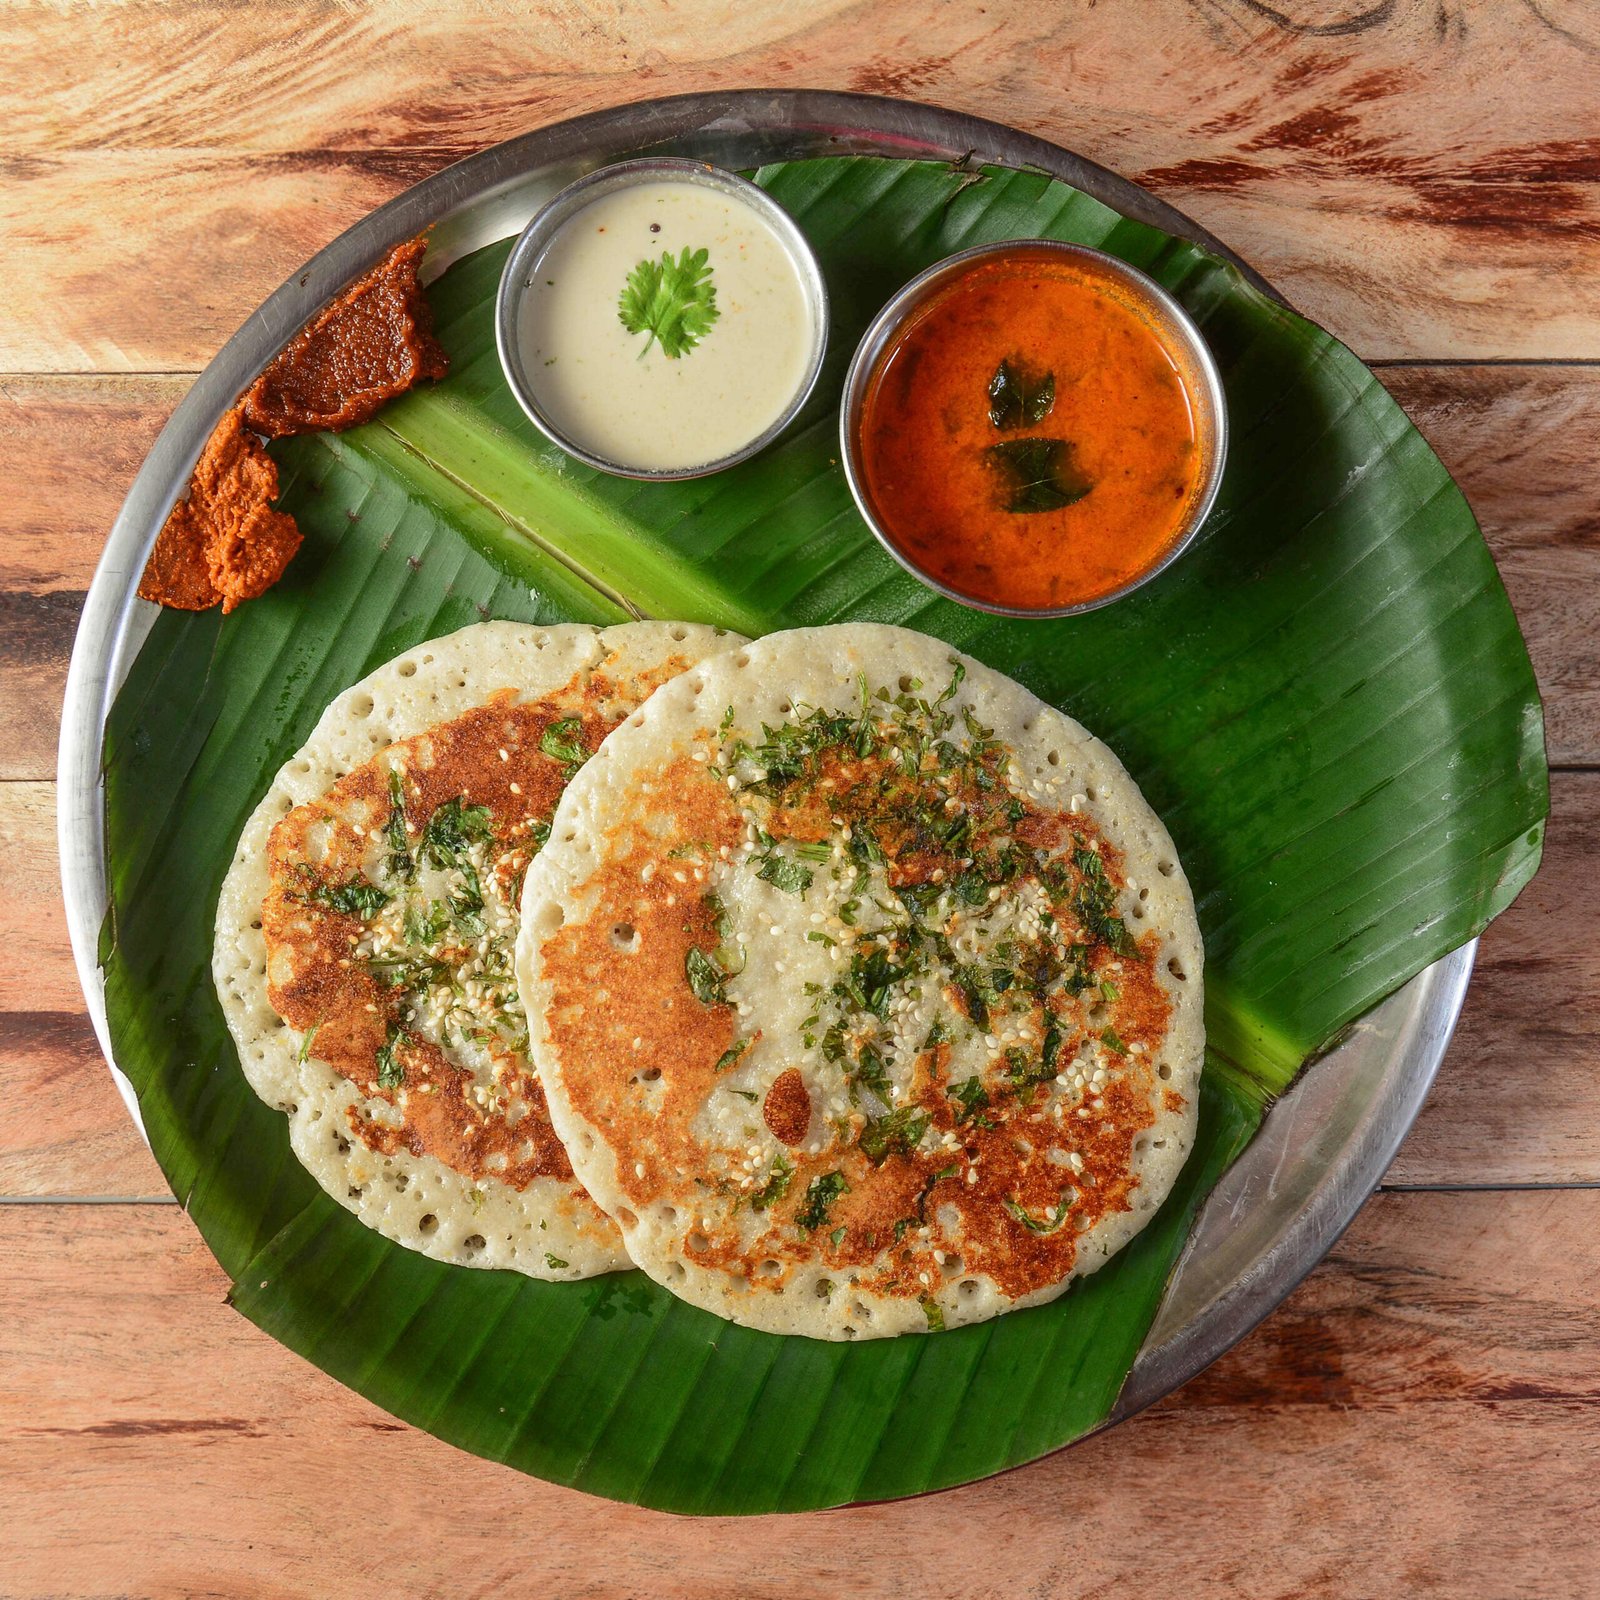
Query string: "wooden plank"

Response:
xmin=0 ymin=376 xmax=188 ymax=781
xmin=1380 ymin=365 xmax=1600 ymax=770
xmin=0 ymin=1012 xmax=165 ymax=1198
xmin=0 ymin=375 xmax=189 ymax=593
xmin=2 ymin=3 xmax=1598 ymax=365
xmin=1387 ymin=771 xmax=1594 ymax=1186
xmin=5 ymin=364 xmax=1598 ymax=785
xmin=10 ymin=765 xmax=1596 ymax=1197
xmin=0 ymin=785 xmax=77 ymax=1013
xmin=4 ymin=150 xmax=444 ymax=373
xmin=2 ymin=1191 xmax=1594 ymax=1597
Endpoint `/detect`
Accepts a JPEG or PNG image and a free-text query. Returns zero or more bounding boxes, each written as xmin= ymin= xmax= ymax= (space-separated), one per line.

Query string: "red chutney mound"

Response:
xmin=139 ymin=234 xmax=448 ymax=614
xmin=241 ymin=237 xmax=450 ymax=437
xmin=137 ymin=407 xmax=302 ymax=614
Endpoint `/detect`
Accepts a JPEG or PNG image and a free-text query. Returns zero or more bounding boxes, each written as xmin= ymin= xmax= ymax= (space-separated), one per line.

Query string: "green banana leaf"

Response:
xmin=99 ymin=156 xmax=1546 ymax=1514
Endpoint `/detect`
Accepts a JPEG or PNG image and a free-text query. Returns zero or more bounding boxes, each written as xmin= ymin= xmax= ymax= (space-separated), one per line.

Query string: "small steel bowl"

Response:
xmin=839 ymin=239 xmax=1229 ymax=618
xmin=495 ymin=157 xmax=829 ymax=481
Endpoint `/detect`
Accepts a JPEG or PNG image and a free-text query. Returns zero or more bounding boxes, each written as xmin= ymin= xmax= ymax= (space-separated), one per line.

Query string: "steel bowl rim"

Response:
xmin=494 ymin=155 xmax=830 ymax=481
xmin=838 ymin=236 xmax=1230 ymax=620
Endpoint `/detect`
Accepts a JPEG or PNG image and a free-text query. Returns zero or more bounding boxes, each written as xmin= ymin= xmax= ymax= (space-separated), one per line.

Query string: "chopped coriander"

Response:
xmin=829 ymin=1225 xmax=847 ymax=1248
xmin=858 ymin=1105 xmax=929 ymax=1164
xmin=1003 ymin=1192 xmax=1074 ymax=1235
xmin=914 ymin=1163 xmax=960 ymax=1222
xmin=375 ymin=1025 xmax=406 ymax=1089
xmin=725 ymin=1087 xmax=759 ymax=1103
xmin=385 ymin=769 xmax=414 ymax=881
xmin=297 ymin=1023 xmax=320 ymax=1066
xmin=685 ymin=946 xmax=727 ymax=1006
xmin=420 ymin=796 xmax=493 ymax=869
xmin=756 ymin=850 xmax=813 ymax=895
xmin=797 ymin=1171 xmax=849 ymax=1231
xmin=310 ymin=876 xmax=390 ymax=920
xmin=539 ymin=717 xmax=587 ymax=766
xmin=921 ymin=1296 xmax=946 ymax=1333
xmin=1101 ymin=1026 xmax=1129 ymax=1055
xmin=544 ymin=1253 xmax=569 ymax=1270
xmin=402 ymin=900 xmax=450 ymax=947
xmin=751 ymin=1155 xmax=793 ymax=1211
xmin=713 ymin=1037 xmax=752 ymax=1073
xmin=948 ymin=1075 xmax=992 ymax=1126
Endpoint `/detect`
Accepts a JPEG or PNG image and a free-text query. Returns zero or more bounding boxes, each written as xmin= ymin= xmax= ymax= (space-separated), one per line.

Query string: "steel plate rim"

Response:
xmin=56 ymin=87 xmax=1464 ymax=1482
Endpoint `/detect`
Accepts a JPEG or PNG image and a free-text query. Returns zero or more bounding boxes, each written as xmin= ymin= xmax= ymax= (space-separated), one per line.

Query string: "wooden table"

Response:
xmin=5 ymin=5 xmax=1596 ymax=1595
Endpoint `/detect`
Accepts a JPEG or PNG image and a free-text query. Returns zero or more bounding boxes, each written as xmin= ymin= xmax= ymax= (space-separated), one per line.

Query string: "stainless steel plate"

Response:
xmin=56 ymin=88 xmax=1470 ymax=1434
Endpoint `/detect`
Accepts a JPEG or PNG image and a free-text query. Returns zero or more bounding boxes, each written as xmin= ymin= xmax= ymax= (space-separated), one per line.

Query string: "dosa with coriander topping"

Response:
xmin=214 ymin=618 xmax=742 ymax=1280
xmin=517 ymin=623 xmax=1204 ymax=1338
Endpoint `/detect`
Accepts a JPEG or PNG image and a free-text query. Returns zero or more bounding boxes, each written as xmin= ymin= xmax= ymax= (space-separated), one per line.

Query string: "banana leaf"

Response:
xmin=99 ymin=156 xmax=1546 ymax=1514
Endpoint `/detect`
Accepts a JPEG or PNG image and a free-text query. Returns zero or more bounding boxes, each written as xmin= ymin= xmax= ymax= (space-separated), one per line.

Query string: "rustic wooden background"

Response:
xmin=4 ymin=2 xmax=1596 ymax=1596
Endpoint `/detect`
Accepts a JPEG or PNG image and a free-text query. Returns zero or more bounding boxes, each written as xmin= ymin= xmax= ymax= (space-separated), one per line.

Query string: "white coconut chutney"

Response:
xmin=517 ymin=178 xmax=818 ymax=472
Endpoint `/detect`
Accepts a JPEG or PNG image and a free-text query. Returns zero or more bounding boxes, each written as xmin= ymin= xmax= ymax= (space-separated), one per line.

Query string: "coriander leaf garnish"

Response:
xmin=375 ymin=1024 xmax=406 ymax=1089
xmin=751 ymin=1155 xmax=793 ymax=1211
xmin=297 ymin=1022 xmax=320 ymax=1066
xmin=858 ymin=1105 xmax=929 ymax=1165
xmin=755 ymin=850 xmax=812 ymax=896
xmin=385 ymin=769 xmax=414 ymax=882
xmin=1002 ymin=1191 xmax=1075 ymax=1235
xmin=618 ymin=246 xmax=720 ymax=360
xmin=713 ymin=1037 xmax=752 ymax=1073
xmin=947 ymin=1074 xmax=993 ymax=1127
xmin=984 ymin=438 xmax=1092 ymax=514
xmin=987 ymin=357 xmax=1056 ymax=429
xmin=921 ymin=1296 xmax=946 ymax=1333
xmin=545 ymin=1253 xmax=569 ymax=1270
xmin=309 ymin=877 xmax=390 ymax=920
xmin=1100 ymin=1026 xmax=1129 ymax=1056
xmin=539 ymin=717 xmax=588 ymax=767
xmin=685 ymin=946 xmax=728 ymax=1006
xmin=402 ymin=900 xmax=450 ymax=947
xmin=797 ymin=1171 xmax=849 ymax=1232
xmin=420 ymin=796 xmax=493 ymax=870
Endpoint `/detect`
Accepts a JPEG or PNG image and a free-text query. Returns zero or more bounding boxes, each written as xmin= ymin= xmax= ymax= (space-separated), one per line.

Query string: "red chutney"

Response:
xmin=859 ymin=256 xmax=1203 ymax=612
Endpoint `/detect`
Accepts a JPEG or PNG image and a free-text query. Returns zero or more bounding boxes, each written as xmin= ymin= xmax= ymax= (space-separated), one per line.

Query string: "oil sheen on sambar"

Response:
xmin=860 ymin=258 xmax=1202 ymax=612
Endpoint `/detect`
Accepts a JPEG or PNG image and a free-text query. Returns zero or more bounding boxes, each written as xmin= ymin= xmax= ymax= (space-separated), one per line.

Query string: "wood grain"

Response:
xmin=5 ymin=11 xmax=1595 ymax=1591
xmin=0 ymin=1012 xmax=165 ymax=1198
xmin=4 ymin=364 xmax=1597 ymax=784
xmin=3 ymin=1191 xmax=1595 ymax=1599
xmin=4 ymin=2 xmax=1599 ymax=364
xmin=1388 ymin=772 xmax=1595 ymax=1186
xmin=1380 ymin=365 xmax=1600 ymax=770
xmin=6 ymin=766 xmax=1593 ymax=1196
